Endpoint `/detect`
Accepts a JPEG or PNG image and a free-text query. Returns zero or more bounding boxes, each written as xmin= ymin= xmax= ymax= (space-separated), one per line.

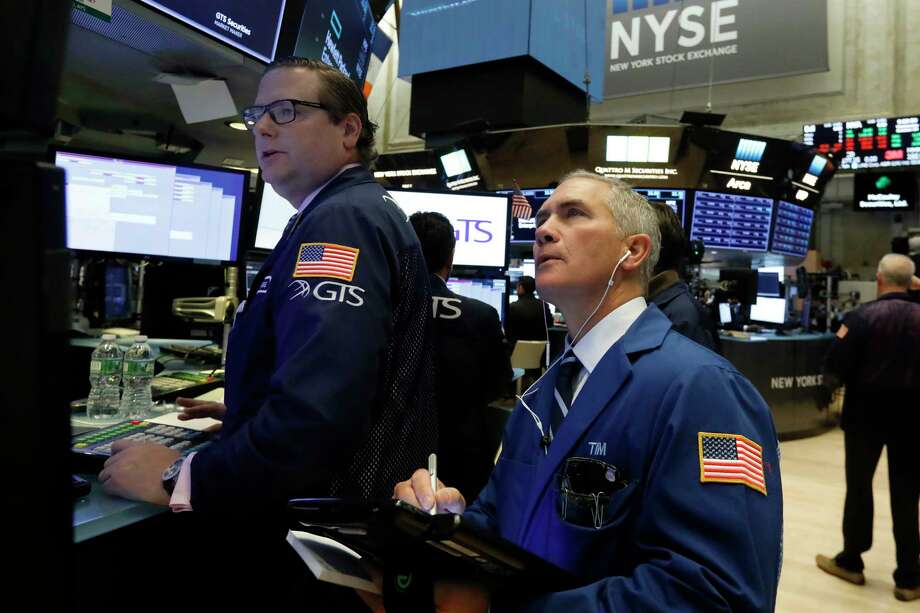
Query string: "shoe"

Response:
xmin=816 ymin=554 xmax=866 ymax=585
xmin=894 ymin=585 xmax=920 ymax=601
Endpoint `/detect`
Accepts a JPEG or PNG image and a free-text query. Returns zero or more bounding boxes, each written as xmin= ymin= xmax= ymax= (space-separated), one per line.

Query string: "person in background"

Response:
xmin=505 ymin=275 xmax=553 ymax=348
xmin=98 ymin=57 xmax=436 ymax=609
xmin=380 ymin=170 xmax=782 ymax=612
xmin=646 ymin=200 xmax=720 ymax=354
xmin=409 ymin=211 xmax=512 ymax=501
xmin=817 ymin=253 xmax=920 ymax=602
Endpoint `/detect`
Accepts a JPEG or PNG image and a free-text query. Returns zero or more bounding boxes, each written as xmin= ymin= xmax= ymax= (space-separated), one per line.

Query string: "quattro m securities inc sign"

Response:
xmin=604 ymin=0 xmax=828 ymax=98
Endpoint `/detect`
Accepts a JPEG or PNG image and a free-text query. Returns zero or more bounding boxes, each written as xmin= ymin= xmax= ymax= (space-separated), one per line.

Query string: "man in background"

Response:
xmin=818 ymin=253 xmax=920 ymax=602
xmin=505 ymin=275 xmax=553 ymax=349
xmin=410 ymin=211 xmax=511 ymax=501
xmin=646 ymin=200 xmax=720 ymax=354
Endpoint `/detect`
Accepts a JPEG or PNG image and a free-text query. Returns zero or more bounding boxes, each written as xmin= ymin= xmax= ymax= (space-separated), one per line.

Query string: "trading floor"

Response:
xmin=777 ymin=429 xmax=905 ymax=611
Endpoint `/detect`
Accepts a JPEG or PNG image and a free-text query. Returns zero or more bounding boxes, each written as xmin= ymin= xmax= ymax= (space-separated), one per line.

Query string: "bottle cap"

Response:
xmin=101 ymin=334 xmax=117 ymax=341
xmin=134 ymin=335 xmax=148 ymax=342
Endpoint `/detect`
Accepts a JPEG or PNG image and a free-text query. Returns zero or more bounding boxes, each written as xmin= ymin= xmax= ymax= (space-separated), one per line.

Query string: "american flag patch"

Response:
xmin=698 ymin=432 xmax=766 ymax=495
xmin=292 ymin=242 xmax=359 ymax=282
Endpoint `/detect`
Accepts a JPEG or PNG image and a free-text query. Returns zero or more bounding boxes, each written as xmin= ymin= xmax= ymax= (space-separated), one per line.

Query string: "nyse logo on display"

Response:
xmin=730 ymin=138 xmax=766 ymax=174
xmin=609 ymin=0 xmax=739 ymax=61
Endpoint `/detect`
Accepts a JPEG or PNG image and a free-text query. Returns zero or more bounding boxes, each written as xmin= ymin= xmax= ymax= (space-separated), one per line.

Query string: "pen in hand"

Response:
xmin=428 ymin=453 xmax=438 ymax=516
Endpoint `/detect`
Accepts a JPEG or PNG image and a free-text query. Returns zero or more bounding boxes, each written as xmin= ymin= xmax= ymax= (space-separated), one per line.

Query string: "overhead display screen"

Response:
xmin=695 ymin=129 xmax=785 ymax=198
xmin=635 ymin=188 xmax=687 ymax=227
xmin=139 ymin=0 xmax=286 ymax=63
xmin=690 ymin=191 xmax=774 ymax=253
xmin=803 ymin=115 xmax=920 ymax=170
xmin=853 ymin=172 xmax=918 ymax=211
xmin=770 ymin=200 xmax=814 ymax=258
xmin=57 ymin=150 xmax=246 ymax=262
xmin=293 ymin=0 xmax=377 ymax=87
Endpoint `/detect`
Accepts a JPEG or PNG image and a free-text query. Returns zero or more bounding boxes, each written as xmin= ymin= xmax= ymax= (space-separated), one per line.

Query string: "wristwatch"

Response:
xmin=161 ymin=457 xmax=185 ymax=496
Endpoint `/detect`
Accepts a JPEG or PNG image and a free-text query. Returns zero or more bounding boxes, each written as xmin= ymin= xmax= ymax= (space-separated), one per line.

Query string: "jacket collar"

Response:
xmin=648 ymin=270 xmax=681 ymax=299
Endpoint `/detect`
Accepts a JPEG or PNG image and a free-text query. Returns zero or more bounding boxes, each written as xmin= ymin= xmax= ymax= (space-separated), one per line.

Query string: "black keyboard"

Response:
xmin=71 ymin=420 xmax=214 ymax=472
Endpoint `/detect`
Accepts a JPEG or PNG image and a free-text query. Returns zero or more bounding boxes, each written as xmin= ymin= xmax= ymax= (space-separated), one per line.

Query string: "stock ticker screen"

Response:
xmin=635 ymin=188 xmax=687 ymax=226
xmin=804 ymin=115 xmax=920 ymax=170
xmin=770 ymin=200 xmax=814 ymax=258
xmin=690 ymin=191 xmax=774 ymax=253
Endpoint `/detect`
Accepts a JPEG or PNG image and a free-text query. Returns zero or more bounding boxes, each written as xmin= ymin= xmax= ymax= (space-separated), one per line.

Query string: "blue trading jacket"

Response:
xmin=190 ymin=167 xmax=436 ymax=512
xmin=467 ymin=305 xmax=782 ymax=612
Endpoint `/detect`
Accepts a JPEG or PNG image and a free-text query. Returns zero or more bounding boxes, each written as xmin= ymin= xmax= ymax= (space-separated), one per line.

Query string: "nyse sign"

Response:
xmin=604 ymin=0 xmax=829 ymax=99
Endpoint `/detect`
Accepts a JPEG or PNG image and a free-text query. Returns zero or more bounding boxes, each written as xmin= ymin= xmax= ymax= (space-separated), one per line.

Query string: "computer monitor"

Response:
xmin=55 ymin=150 xmax=247 ymax=263
xmin=244 ymin=256 xmax=267 ymax=295
xmin=749 ymin=296 xmax=786 ymax=325
xmin=104 ymin=263 xmax=132 ymax=321
xmin=635 ymin=188 xmax=687 ymax=226
xmin=446 ymin=277 xmax=507 ymax=322
xmin=494 ymin=187 xmax=553 ymax=243
xmin=757 ymin=266 xmax=784 ymax=297
xmin=690 ymin=191 xmax=774 ymax=252
xmin=387 ymin=188 xmax=509 ymax=270
xmin=771 ymin=200 xmax=814 ymax=258
xmin=253 ymin=180 xmax=291 ymax=251
xmin=718 ymin=302 xmax=732 ymax=326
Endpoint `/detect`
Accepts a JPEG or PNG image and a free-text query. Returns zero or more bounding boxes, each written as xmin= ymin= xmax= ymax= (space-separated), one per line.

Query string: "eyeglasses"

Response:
xmin=240 ymin=99 xmax=328 ymax=130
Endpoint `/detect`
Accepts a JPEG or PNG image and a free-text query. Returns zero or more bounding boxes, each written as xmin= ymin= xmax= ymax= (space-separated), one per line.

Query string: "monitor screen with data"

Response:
xmin=446 ymin=277 xmax=506 ymax=322
xmin=56 ymin=150 xmax=246 ymax=262
xmin=254 ymin=181 xmax=292 ymax=250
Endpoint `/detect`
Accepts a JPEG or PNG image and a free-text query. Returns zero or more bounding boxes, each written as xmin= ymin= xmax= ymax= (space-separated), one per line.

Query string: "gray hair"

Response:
xmin=877 ymin=253 xmax=916 ymax=288
xmin=558 ymin=169 xmax=661 ymax=288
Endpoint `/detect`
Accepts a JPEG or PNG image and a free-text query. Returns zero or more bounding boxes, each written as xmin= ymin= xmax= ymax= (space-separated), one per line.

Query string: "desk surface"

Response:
xmin=73 ymin=474 xmax=165 ymax=543
xmin=720 ymin=331 xmax=834 ymax=343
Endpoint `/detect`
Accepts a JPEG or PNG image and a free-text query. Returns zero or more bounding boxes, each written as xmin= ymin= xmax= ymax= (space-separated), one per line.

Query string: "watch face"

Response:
xmin=163 ymin=459 xmax=183 ymax=480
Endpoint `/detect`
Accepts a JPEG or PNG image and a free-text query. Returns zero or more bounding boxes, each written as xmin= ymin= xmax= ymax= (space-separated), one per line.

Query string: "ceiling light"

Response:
xmin=225 ymin=120 xmax=247 ymax=131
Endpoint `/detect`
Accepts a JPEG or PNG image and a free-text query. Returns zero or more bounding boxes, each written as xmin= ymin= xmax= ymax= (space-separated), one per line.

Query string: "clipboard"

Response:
xmin=287 ymin=497 xmax=579 ymax=593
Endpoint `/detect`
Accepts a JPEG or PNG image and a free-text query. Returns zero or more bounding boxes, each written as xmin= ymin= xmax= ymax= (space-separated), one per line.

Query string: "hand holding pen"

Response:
xmin=393 ymin=454 xmax=467 ymax=515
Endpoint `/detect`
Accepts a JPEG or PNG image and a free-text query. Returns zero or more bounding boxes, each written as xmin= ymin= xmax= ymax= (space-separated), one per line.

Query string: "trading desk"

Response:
xmin=720 ymin=331 xmax=837 ymax=440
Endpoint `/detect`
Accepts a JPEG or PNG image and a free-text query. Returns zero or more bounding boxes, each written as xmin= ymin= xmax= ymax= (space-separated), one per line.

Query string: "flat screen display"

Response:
xmin=635 ymin=188 xmax=687 ymax=226
xmin=804 ymin=115 xmax=920 ymax=170
xmin=57 ymin=150 xmax=246 ymax=262
xmin=139 ymin=0 xmax=286 ymax=63
xmin=690 ymin=191 xmax=774 ymax=252
xmin=495 ymin=188 xmax=553 ymax=244
xmin=386 ymin=188 xmax=509 ymax=269
xmin=749 ymin=296 xmax=786 ymax=325
xmin=254 ymin=181 xmax=292 ymax=250
xmin=770 ymin=200 xmax=814 ymax=258
xmin=292 ymin=0 xmax=377 ymax=87
xmin=446 ymin=277 xmax=506 ymax=322
xmin=853 ymin=172 xmax=918 ymax=211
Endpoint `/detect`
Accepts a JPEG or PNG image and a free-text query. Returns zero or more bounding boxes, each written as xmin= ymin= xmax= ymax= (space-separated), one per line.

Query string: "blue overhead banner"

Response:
xmin=604 ymin=0 xmax=828 ymax=98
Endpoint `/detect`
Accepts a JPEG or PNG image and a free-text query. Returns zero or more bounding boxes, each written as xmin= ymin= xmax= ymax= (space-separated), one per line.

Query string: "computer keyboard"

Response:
xmin=71 ymin=420 xmax=214 ymax=471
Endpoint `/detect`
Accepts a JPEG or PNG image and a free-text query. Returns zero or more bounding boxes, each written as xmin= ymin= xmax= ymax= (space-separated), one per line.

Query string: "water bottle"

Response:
xmin=120 ymin=335 xmax=156 ymax=420
xmin=87 ymin=334 xmax=122 ymax=420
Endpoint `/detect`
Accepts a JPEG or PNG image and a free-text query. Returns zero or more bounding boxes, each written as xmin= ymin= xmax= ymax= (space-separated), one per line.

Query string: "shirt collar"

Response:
xmin=296 ymin=162 xmax=361 ymax=214
xmin=566 ymin=296 xmax=647 ymax=374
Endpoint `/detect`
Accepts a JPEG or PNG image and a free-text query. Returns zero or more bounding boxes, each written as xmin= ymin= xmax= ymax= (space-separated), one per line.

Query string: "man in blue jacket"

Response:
xmin=391 ymin=170 xmax=783 ymax=612
xmin=99 ymin=58 xmax=435 ymax=607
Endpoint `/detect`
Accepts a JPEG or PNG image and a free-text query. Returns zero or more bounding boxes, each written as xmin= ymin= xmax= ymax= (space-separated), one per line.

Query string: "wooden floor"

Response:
xmin=777 ymin=428 xmax=917 ymax=611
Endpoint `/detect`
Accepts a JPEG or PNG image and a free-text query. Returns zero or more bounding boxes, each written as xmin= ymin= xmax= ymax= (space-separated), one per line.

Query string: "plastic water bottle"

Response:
xmin=87 ymin=334 xmax=122 ymax=420
xmin=120 ymin=335 xmax=156 ymax=420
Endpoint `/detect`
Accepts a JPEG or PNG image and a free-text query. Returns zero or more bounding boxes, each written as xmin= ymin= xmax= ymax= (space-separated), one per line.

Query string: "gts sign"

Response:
xmin=288 ymin=280 xmax=365 ymax=307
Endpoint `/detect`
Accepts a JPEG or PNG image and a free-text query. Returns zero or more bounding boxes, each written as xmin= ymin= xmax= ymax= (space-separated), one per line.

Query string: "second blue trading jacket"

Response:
xmin=466 ymin=305 xmax=783 ymax=612
xmin=190 ymin=167 xmax=437 ymax=512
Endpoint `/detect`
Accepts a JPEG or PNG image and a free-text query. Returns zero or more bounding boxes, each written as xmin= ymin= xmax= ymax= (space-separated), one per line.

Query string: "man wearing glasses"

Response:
xmin=99 ymin=57 xmax=436 ymax=607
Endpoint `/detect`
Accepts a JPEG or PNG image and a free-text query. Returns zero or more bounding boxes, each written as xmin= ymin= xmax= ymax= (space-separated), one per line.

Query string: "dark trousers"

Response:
xmin=836 ymin=428 xmax=920 ymax=588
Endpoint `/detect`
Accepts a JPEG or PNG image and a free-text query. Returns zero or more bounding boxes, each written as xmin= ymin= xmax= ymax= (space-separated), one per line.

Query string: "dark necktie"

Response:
xmin=551 ymin=352 xmax=582 ymax=440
